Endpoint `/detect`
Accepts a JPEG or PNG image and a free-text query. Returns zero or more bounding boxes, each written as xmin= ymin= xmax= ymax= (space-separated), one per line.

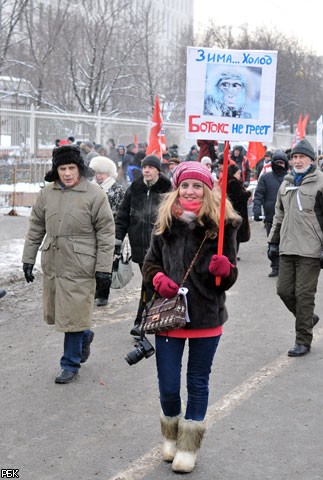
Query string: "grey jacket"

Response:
xmin=268 ymin=167 xmax=323 ymax=258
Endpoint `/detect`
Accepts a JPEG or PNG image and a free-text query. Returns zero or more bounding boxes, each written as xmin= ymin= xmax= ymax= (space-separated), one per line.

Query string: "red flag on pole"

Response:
xmin=146 ymin=95 xmax=167 ymax=158
xmin=133 ymin=133 xmax=138 ymax=147
xmin=247 ymin=142 xmax=266 ymax=169
xmin=301 ymin=113 xmax=309 ymax=138
xmin=293 ymin=114 xmax=303 ymax=147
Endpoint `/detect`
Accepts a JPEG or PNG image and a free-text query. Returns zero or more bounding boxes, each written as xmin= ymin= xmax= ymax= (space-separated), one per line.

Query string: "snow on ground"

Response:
xmin=0 ymin=182 xmax=42 ymax=193
xmin=0 ymin=205 xmax=41 ymax=285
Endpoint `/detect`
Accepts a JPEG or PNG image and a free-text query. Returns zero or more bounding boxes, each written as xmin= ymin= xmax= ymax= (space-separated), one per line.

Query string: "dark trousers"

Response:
xmin=277 ymin=255 xmax=320 ymax=346
xmin=134 ymin=263 xmax=155 ymax=325
xmin=265 ymin=221 xmax=279 ymax=271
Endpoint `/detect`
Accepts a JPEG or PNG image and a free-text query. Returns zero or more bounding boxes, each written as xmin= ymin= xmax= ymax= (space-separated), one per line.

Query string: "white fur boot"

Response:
xmin=160 ymin=412 xmax=182 ymax=462
xmin=172 ymin=418 xmax=206 ymax=473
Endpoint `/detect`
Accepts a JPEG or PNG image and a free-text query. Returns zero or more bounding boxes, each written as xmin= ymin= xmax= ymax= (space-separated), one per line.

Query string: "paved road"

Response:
xmin=1 ymin=213 xmax=323 ymax=480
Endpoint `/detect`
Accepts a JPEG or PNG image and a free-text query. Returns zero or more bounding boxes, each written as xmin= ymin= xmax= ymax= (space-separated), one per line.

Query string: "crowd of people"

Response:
xmin=20 ymin=135 xmax=323 ymax=474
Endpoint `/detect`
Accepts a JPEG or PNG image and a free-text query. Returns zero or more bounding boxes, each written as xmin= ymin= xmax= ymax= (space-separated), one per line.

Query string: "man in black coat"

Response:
xmin=115 ymin=155 xmax=172 ymax=336
xmin=253 ymin=150 xmax=289 ymax=276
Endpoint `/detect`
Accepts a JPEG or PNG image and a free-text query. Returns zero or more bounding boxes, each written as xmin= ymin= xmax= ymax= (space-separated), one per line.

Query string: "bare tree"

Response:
xmin=0 ymin=0 xmax=30 ymax=73
xmin=21 ymin=1 xmax=70 ymax=108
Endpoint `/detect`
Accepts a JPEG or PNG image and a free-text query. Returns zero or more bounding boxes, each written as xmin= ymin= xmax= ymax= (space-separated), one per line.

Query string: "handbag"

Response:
xmin=142 ymin=233 xmax=209 ymax=334
xmin=111 ymin=237 xmax=134 ymax=289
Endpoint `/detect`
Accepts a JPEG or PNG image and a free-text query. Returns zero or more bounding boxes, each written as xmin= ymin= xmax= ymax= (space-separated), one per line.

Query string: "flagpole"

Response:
xmin=216 ymin=140 xmax=230 ymax=286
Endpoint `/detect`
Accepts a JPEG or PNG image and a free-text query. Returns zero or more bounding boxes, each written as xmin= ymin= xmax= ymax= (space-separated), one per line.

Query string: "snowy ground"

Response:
xmin=0 ymin=205 xmax=41 ymax=285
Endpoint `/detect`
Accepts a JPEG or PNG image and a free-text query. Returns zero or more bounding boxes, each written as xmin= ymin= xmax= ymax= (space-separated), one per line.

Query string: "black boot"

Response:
xmin=97 ymin=298 xmax=108 ymax=306
xmin=0 ymin=289 xmax=6 ymax=298
xmin=268 ymin=269 xmax=278 ymax=277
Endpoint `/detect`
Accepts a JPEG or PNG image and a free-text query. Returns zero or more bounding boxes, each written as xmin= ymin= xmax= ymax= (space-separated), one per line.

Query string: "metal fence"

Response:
xmin=0 ymin=105 xmax=316 ymax=189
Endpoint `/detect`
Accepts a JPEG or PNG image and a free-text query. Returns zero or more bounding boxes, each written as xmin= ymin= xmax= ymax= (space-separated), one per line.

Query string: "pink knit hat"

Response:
xmin=172 ymin=161 xmax=214 ymax=190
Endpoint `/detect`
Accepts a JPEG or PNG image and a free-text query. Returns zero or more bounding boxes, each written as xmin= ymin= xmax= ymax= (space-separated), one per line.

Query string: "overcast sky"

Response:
xmin=194 ymin=0 xmax=323 ymax=56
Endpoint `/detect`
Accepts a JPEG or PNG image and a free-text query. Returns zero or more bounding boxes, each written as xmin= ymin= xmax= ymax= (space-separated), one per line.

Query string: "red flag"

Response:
xmin=146 ymin=95 xmax=167 ymax=158
xmin=293 ymin=114 xmax=303 ymax=147
xmin=133 ymin=133 xmax=138 ymax=147
xmin=301 ymin=113 xmax=309 ymax=138
xmin=247 ymin=142 xmax=266 ymax=169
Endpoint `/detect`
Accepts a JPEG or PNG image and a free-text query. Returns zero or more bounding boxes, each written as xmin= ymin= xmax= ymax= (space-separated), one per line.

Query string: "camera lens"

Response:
xmin=125 ymin=338 xmax=155 ymax=365
xmin=125 ymin=346 xmax=145 ymax=366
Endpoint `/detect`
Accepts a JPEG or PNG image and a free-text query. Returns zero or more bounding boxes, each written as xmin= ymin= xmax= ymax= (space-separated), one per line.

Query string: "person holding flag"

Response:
xmin=142 ymin=162 xmax=240 ymax=473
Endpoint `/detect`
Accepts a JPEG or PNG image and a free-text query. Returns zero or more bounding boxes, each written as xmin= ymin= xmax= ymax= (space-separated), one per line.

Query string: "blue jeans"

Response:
xmin=60 ymin=330 xmax=93 ymax=372
xmin=155 ymin=335 xmax=221 ymax=421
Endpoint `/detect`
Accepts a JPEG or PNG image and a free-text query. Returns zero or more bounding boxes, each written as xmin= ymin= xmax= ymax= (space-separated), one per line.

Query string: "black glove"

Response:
xmin=267 ymin=244 xmax=279 ymax=261
xmin=23 ymin=263 xmax=35 ymax=283
xmin=114 ymin=239 xmax=122 ymax=256
xmin=320 ymin=251 xmax=323 ymax=269
xmin=95 ymin=272 xmax=112 ymax=291
xmin=253 ymin=214 xmax=262 ymax=222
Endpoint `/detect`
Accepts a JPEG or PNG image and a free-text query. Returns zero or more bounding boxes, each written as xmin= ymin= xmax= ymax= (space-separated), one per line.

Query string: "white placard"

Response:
xmin=185 ymin=47 xmax=277 ymax=143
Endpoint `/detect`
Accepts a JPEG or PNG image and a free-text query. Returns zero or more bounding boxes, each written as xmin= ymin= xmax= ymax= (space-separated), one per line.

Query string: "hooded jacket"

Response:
xmin=268 ymin=167 xmax=323 ymax=257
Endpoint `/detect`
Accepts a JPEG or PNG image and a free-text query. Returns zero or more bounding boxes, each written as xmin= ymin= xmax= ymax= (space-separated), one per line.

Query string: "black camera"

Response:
xmin=125 ymin=337 xmax=155 ymax=365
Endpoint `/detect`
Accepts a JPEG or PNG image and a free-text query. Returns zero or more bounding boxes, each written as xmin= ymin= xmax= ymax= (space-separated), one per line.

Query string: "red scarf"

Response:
xmin=178 ymin=198 xmax=202 ymax=215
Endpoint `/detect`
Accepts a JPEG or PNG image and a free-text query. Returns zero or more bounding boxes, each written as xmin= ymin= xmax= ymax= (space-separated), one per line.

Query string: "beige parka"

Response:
xmin=22 ymin=177 xmax=115 ymax=332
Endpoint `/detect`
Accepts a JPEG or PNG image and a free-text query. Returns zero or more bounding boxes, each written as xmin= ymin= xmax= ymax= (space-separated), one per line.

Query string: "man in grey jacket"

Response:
xmin=268 ymin=139 xmax=323 ymax=357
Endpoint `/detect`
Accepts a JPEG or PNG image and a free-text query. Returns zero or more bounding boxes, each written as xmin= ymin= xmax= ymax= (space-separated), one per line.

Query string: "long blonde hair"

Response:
xmin=155 ymin=185 xmax=240 ymax=235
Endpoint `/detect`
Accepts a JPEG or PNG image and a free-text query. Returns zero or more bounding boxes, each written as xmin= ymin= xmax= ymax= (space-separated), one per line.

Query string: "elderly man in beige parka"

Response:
xmin=22 ymin=144 xmax=115 ymax=384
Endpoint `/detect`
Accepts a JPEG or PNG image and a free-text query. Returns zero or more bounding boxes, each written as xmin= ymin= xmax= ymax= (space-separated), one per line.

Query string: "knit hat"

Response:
xmin=291 ymin=139 xmax=315 ymax=161
xmin=89 ymin=156 xmax=117 ymax=179
xmin=44 ymin=145 xmax=94 ymax=182
xmin=172 ymin=161 xmax=214 ymax=190
xmin=141 ymin=154 xmax=161 ymax=172
xmin=201 ymin=156 xmax=212 ymax=166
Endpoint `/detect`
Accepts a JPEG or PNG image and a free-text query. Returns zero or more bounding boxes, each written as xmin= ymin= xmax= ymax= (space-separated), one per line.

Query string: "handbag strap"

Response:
xmin=141 ymin=232 xmax=210 ymax=339
xmin=180 ymin=232 xmax=210 ymax=286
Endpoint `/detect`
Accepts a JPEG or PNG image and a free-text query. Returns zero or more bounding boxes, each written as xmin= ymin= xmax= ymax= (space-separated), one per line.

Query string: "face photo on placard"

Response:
xmin=203 ymin=64 xmax=262 ymax=119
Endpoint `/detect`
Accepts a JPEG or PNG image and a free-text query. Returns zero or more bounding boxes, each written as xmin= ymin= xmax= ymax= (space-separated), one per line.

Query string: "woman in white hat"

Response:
xmin=90 ymin=156 xmax=126 ymax=306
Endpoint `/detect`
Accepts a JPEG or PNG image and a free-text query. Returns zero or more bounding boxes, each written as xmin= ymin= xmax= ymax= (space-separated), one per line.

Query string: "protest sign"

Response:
xmin=185 ymin=47 xmax=277 ymax=143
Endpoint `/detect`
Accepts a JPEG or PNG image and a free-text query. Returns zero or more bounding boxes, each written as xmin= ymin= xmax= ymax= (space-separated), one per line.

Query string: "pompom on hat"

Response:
xmin=89 ymin=156 xmax=117 ymax=179
xmin=291 ymin=139 xmax=315 ymax=161
xmin=44 ymin=144 xmax=94 ymax=182
xmin=172 ymin=161 xmax=214 ymax=190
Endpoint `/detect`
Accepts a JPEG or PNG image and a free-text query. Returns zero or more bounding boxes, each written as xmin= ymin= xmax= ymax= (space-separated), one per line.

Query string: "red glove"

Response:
xmin=209 ymin=255 xmax=232 ymax=278
xmin=153 ymin=272 xmax=179 ymax=298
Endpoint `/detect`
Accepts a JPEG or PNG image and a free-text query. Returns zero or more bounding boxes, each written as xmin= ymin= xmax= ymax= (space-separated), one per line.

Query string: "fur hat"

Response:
xmin=44 ymin=145 xmax=94 ymax=182
xmin=89 ymin=156 xmax=117 ymax=179
xmin=291 ymin=139 xmax=315 ymax=161
xmin=172 ymin=161 xmax=214 ymax=190
xmin=141 ymin=155 xmax=161 ymax=172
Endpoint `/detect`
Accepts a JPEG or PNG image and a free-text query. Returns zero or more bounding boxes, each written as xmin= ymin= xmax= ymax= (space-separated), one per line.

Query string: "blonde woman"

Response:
xmin=143 ymin=162 xmax=241 ymax=473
